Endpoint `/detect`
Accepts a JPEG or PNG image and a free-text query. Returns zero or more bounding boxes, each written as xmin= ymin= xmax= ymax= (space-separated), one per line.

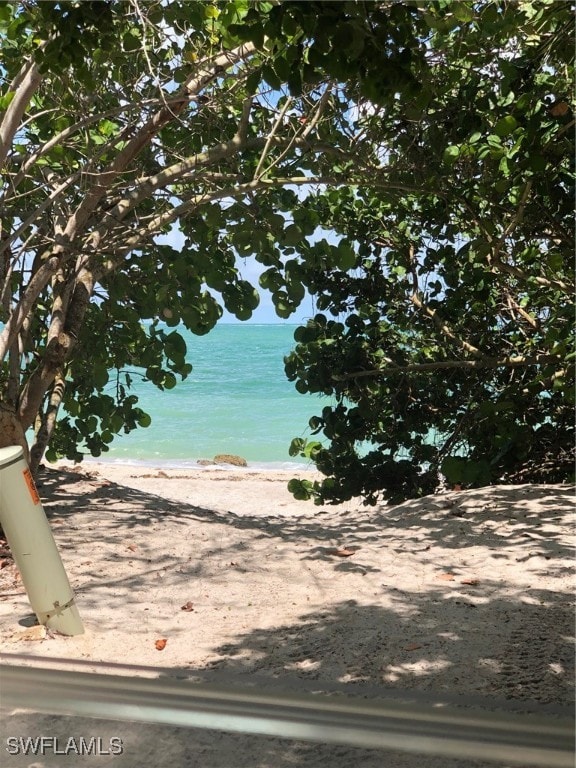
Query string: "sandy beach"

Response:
xmin=0 ymin=462 xmax=574 ymax=767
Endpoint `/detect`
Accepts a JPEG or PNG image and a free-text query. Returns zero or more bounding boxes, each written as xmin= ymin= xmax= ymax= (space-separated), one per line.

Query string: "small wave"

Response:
xmin=82 ymin=456 xmax=316 ymax=473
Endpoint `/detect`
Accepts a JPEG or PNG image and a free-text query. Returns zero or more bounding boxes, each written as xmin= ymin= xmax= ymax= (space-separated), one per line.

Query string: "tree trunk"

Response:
xmin=29 ymin=371 xmax=65 ymax=476
xmin=0 ymin=402 xmax=30 ymax=465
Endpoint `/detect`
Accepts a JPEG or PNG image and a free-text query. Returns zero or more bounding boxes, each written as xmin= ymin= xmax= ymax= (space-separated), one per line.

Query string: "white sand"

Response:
xmin=0 ymin=462 xmax=574 ymax=767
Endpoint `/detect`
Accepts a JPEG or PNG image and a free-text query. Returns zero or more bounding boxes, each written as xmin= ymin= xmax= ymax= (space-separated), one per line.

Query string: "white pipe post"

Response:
xmin=0 ymin=446 xmax=84 ymax=635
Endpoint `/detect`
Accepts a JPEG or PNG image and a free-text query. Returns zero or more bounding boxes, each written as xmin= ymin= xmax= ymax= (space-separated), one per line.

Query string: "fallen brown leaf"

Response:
xmin=155 ymin=638 xmax=167 ymax=651
xmin=461 ymin=578 xmax=480 ymax=586
xmin=127 ymin=544 xmax=138 ymax=552
xmin=404 ymin=643 xmax=422 ymax=651
xmin=438 ymin=573 xmax=456 ymax=581
xmin=180 ymin=601 xmax=194 ymax=612
xmin=327 ymin=548 xmax=358 ymax=557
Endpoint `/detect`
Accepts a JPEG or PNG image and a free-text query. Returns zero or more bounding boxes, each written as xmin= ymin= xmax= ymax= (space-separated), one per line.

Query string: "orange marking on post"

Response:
xmin=23 ymin=468 xmax=40 ymax=505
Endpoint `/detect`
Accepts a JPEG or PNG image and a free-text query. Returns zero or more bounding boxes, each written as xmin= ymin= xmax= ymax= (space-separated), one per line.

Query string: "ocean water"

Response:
xmin=99 ymin=324 xmax=330 ymax=469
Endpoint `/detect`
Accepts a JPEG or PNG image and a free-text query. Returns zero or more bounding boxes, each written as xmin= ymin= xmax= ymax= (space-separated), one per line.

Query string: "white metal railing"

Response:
xmin=1 ymin=657 xmax=573 ymax=767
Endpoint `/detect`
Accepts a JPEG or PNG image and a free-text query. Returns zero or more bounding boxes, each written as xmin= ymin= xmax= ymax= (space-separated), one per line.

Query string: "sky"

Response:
xmin=158 ymin=225 xmax=319 ymax=325
xmin=222 ymin=255 xmax=317 ymax=324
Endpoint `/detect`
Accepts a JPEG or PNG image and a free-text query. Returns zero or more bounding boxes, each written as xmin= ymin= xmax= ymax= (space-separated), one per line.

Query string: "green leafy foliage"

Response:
xmin=1 ymin=0 xmax=423 ymax=468
xmin=0 ymin=0 xmax=573 ymax=507
xmin=280 ymin=1 xmax=574 ymax=504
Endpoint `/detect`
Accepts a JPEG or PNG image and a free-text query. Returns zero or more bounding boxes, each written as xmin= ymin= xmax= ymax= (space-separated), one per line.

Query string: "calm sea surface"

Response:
xmin=100 ymin=324 xmax=330 ymax=468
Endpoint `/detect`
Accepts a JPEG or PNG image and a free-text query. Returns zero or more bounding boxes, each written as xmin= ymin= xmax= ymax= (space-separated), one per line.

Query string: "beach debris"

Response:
xmin=461 ymin=578 xmax=480 ymax=586
xmin=155 ymin=638 xmax=168 ymax=651
xmin=10 ymin=625 xmax=47 ymax=642
xmin=127 ymin=544 xmax=138 ymax=552
xmin=180 ymin=601 xmax=195 ymax=612
xmin=326 ymin=547 xmax=358 ymax=557
xmin=213 ymin=454 xmax=248 ymax=467
xmin=437 ymin=572 xmax=456 ymax=581
xmin=404 ymin=643 xmax=423 ymax=652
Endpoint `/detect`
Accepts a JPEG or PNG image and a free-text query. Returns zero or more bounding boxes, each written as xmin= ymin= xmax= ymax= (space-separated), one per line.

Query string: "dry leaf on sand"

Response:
xmin=326 ymin=547 xmax=358 ymax=557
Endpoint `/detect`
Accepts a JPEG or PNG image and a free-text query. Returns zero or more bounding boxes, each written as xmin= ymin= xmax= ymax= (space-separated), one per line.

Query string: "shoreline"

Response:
xmin=74 ymin=455 xmax=317 ymax=473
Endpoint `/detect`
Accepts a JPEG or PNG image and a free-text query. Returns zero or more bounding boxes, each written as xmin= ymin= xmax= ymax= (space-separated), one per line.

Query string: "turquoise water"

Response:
xmin=100 ymin=324 xmax=330 ymax=468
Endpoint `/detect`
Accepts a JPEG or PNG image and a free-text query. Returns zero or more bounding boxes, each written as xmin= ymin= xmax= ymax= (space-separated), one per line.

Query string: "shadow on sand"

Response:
xmin=0 ymin=470 xmax=573 ymax=767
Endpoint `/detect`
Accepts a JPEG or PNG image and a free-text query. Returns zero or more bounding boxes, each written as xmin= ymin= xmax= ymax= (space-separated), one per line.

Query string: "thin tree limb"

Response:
xmin=253 ymin=97 xmax=294 ymax=180
xmin=331 ymin=354 xmax=563 ymax=381
xmin=64 ymin=43 xmax=256 ymax=241
xmin=92 ymin=173 xmax=421 ymax=278
xmin=234 ymin=95 xmax=254 ymax=144
xmin=491 ymin=255 xmax=572 ymax=293
xmin=494 ymin=180 xmax=533 ymax=254
xmin=0 ymin=169 xmax=84 ymax=257
xmin=408 ymin=245 xmax=486 ymax=359
xmin=300 ymin=84 xmax=334 ymax=140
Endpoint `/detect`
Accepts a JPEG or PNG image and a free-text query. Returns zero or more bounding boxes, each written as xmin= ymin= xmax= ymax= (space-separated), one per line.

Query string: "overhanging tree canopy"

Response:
xmin=0 ymin=0 xmax=427 ymax=472
xmin=279 ymin=1 xmax=575 ymax=503
xmin=0 ymin=1 xmax=573 ymax=503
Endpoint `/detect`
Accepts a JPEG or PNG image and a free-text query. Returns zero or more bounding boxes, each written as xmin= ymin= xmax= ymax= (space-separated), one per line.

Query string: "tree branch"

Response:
xmin=84 ymin=136 xmax=374 ymax=255
xmin=300 ymin=84 xmax=334 ymax=140
xmin=461 ymin=187 xmax=573 ymax=295
xmin=5 ymin=102 xmax=148 ymax=194
xmin=92 ymin=173 xmax=419 ymax=278
xmin=254 ymin=85 xmax=337 ymax=182
xmin=18 ymin=266 xmax=95 ymax=430
xmin=408 ymin=245 xmax=486 ymax=359
xmin=253 ymin=97 xmax=294 ymax=181
xmin=64 ymin=42 xmax=256 ymax=241
xmin=29 ymin=369 xmax=66 ymax=475
xmin=0 ymin=169 xmax=84 ymax=258
xmin=235 ymin=95 xmax=254 ymax=144
xmin=491 ymin=255 xmax=572 ymax=293
xmin=0 ymin=59 xmax=43 ymax=167
xmin=504 ymin=291 xmax=540 ymax=330
xmin=331 ymin=354 xmax=563 ymax=381
xmin=494 ymin=180 xmax=533 ymax=254
xmin=0 ymin=253 xmax=63 ymax=361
